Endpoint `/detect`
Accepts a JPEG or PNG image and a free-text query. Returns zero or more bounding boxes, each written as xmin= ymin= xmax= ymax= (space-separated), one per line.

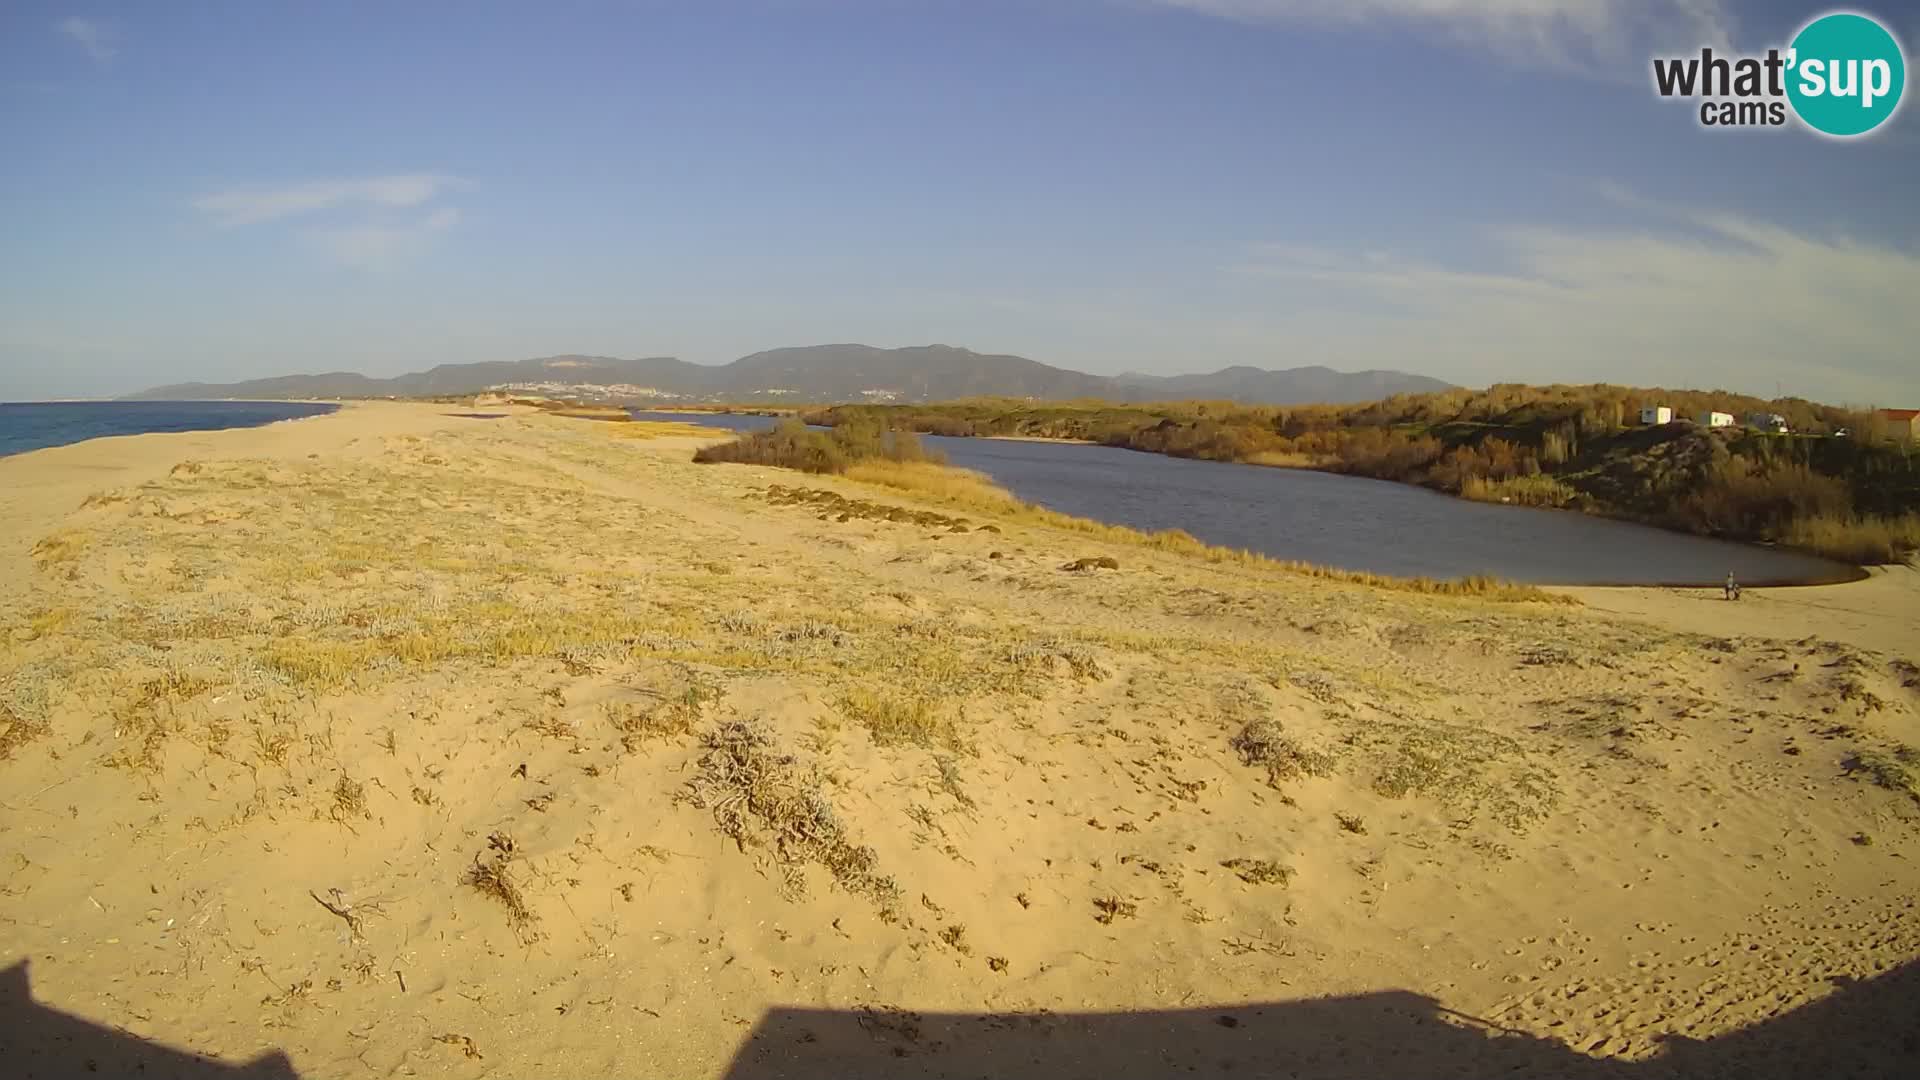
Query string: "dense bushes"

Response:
xmin=1672 ymin=458 xmax=1853 ymax=540
xmin=693 ymin=419 xmax=942 ymax=474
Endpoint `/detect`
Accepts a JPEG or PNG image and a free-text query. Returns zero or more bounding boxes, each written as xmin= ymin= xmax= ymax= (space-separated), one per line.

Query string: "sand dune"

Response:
xmin=2 ymin=402 xmax=1915 ymax=1078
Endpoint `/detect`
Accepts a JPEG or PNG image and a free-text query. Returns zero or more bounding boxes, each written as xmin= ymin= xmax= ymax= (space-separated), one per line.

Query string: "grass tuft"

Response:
xmin=329 ymin=775 xmax=369 ymax=825
xmin=463 ymin=841 xmax=542 ymax=945
xmin=608 ymin=682 xmax=719 ymax=750
xmin=1220 ymin=858 xmax=1293 ymax=886
xmin=837 ymin=688 xmax=961 ymax=751
xmin=1092 ymin=895 xmax=1139 ymax=925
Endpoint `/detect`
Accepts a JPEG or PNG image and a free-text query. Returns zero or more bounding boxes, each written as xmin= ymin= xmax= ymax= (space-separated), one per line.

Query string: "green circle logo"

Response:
xmin=1787 ymin=12 xmax=1906 ymax=137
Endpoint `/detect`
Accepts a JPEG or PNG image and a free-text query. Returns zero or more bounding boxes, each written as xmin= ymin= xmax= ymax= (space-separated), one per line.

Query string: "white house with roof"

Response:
xmin=1640 ymin=405 xmax=1674 ymax=425
xmin=1698 ymin=411 xmax=1735 ymax=428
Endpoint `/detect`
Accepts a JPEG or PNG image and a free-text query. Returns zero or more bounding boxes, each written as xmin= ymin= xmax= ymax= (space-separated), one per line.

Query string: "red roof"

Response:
xmin=1881 ymin=409 xmax=1920 ymax=421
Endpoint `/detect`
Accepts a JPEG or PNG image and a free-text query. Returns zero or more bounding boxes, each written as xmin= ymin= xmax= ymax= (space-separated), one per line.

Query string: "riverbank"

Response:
xmin=802 ymin=399 xmax=1920 ymax=567
xmin=941 ymin=426 xmax=1911 ymax=571
xmin=1562 ymin=565 xmax=1920 ymax=659
xmin=673 ymin=414 xmax=1860 ymax=588
xmin=3 ymin=401 xmax=1917 ymax=1078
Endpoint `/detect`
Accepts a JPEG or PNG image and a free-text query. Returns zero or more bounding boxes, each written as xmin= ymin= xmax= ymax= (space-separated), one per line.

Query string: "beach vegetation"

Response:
xmin=693 ymin=417 xmax=941 ymax=473
xmin=1220 ymin=858 xmax=1293 ymax=886
xmin=1229 ymin=719 xmax=1335 ymax=787
xmin=1843 ymin=746 xmax=1920 ymax=800
xmin=680 ymin=719 xmax=900 ymax=910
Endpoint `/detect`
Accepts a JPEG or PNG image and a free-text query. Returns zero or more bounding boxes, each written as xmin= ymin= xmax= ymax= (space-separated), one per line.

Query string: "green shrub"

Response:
xmin=693 ymin=419 xmax=943 ymax=474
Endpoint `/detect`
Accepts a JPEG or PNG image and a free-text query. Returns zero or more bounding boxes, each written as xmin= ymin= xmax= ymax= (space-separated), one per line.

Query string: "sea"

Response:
xmin=0 ymin=401 xmax=340 ymax=458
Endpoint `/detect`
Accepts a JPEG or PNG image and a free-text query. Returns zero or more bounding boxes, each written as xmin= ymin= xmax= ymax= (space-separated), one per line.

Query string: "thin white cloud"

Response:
xmin=1144 ymin=1 xmax=1736 ymax=73
xmin=57 ymin=16 xmax=118 ymax=63
xmin=194 ymin=175 xmax=461 ymax=227
xmin=303 ymin=207 xmax=462 ymax=271
xmin=1233 ymin=243 xmax=1557 ymax=298
xmin=1232 ymin=198 xmax=1920 ymax=403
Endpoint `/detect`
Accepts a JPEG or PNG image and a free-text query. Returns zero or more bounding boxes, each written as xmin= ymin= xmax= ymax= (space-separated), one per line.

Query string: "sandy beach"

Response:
xmin=2 ymin=401 xmax=1916 ymax=1078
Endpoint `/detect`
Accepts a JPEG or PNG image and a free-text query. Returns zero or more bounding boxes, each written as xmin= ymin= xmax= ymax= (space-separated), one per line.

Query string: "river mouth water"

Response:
xmin=635 ymin=411 xmax=1864 ymax=588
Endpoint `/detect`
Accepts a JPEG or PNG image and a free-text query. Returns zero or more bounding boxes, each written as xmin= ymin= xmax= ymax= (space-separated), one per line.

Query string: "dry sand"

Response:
xmin=1 ymin=401 xmax=1915 ymax=1079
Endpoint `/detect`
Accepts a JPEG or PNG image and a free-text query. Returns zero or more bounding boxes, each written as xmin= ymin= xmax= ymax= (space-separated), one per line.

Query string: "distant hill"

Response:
xmin=127 ymin=355 xmax=706 ymax=402
xmin=125 ymin=346 xmax=1452 ymax=406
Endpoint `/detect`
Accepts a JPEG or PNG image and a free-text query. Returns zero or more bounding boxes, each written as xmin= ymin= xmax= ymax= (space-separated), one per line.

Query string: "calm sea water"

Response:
xmin=0 ymin=401 xmax=340 ymax=458
xmin=636 ymin=411 xmax=1859 ymax=588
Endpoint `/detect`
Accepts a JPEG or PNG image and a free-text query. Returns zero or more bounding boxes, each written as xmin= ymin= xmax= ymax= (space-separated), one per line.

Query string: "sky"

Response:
xmin=2 ymin=0 xmax=1916 ymax=403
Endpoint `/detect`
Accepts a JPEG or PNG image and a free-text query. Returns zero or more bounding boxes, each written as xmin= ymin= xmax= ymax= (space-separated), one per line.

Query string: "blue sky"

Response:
xmin=2 ymin=1 xmax=1915 ymax=402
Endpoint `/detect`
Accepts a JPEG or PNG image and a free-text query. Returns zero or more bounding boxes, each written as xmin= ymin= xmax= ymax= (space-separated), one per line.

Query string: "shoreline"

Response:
xmin=863 ymin=427 xmax=1891 ymax=579
xmin=4 ymin=401 xmax=1880 ymax=592
xmin=980 ymin=433 xmax=1098 ymax=445
xmin=0 ymin=399 xmax=346 ymax=461
xmin=1560 ymin=563 xmax=1920 ymax=657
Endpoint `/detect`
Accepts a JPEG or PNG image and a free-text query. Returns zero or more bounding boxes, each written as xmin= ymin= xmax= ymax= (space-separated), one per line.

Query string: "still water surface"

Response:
xmin=0 ymin=400 xmax=338 ymax=457
xmin=634 ymin=411 xmax=1858 ymax=587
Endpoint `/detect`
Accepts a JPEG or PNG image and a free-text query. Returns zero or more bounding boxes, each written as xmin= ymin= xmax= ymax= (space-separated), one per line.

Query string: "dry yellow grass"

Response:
xmin=539 ymin=404 xmax=633 ymax=420
xmin=1461 ymin=474 xmax=1577 ymax=509
xmin=605 ymin=420 xmax=722 ymax=440
xmin=1782 ymin=513 xmax=1920 ymax=565
xmin=843 ymin=460 xmax=1574 ymax=604
xmin=837 ymin=687 xmax=962 ymax=751
xmin=1244 ymin=450 xmax=1326 ymax=468
xmin=29 ymin=528 xmax=90 ymax=566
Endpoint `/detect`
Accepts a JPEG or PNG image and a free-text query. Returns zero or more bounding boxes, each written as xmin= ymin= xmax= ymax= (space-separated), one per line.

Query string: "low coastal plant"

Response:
xmin=0 ymin=700 xmax=49 ymax=762
xmin=681 ymin=720 xmax=900 ymax=910
xmin=463 ymin=838 xmax=542 ymax=945
xmin=1230 ymin=719 xmax=1334 ymax=787
xmin=607 ymin=682 xmax=719 ymax=750
xmin=1220 ymin=858 xmax=1294 ymax=886
xmin=1843 ymin=746 xmax=1920 ymax=800
xmin=1368 ymin=722 xmax=1558 ymax=833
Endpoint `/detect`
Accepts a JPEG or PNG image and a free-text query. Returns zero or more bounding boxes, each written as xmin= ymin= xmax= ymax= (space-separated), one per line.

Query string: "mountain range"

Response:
xmin=125 ymin=345 xmax=1454 ymax=406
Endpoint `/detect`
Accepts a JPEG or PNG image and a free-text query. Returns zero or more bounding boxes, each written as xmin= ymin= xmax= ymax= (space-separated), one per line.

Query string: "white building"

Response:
xmin=1640 ymin=405 xmax=1674 ymax=425
xmin=1699 ymin=411 xmax=1735 ymax=428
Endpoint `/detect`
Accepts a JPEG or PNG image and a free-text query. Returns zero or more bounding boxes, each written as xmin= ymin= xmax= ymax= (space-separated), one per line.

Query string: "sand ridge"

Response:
xmin=1 ymin=402 xmax=1915 ymax=1078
